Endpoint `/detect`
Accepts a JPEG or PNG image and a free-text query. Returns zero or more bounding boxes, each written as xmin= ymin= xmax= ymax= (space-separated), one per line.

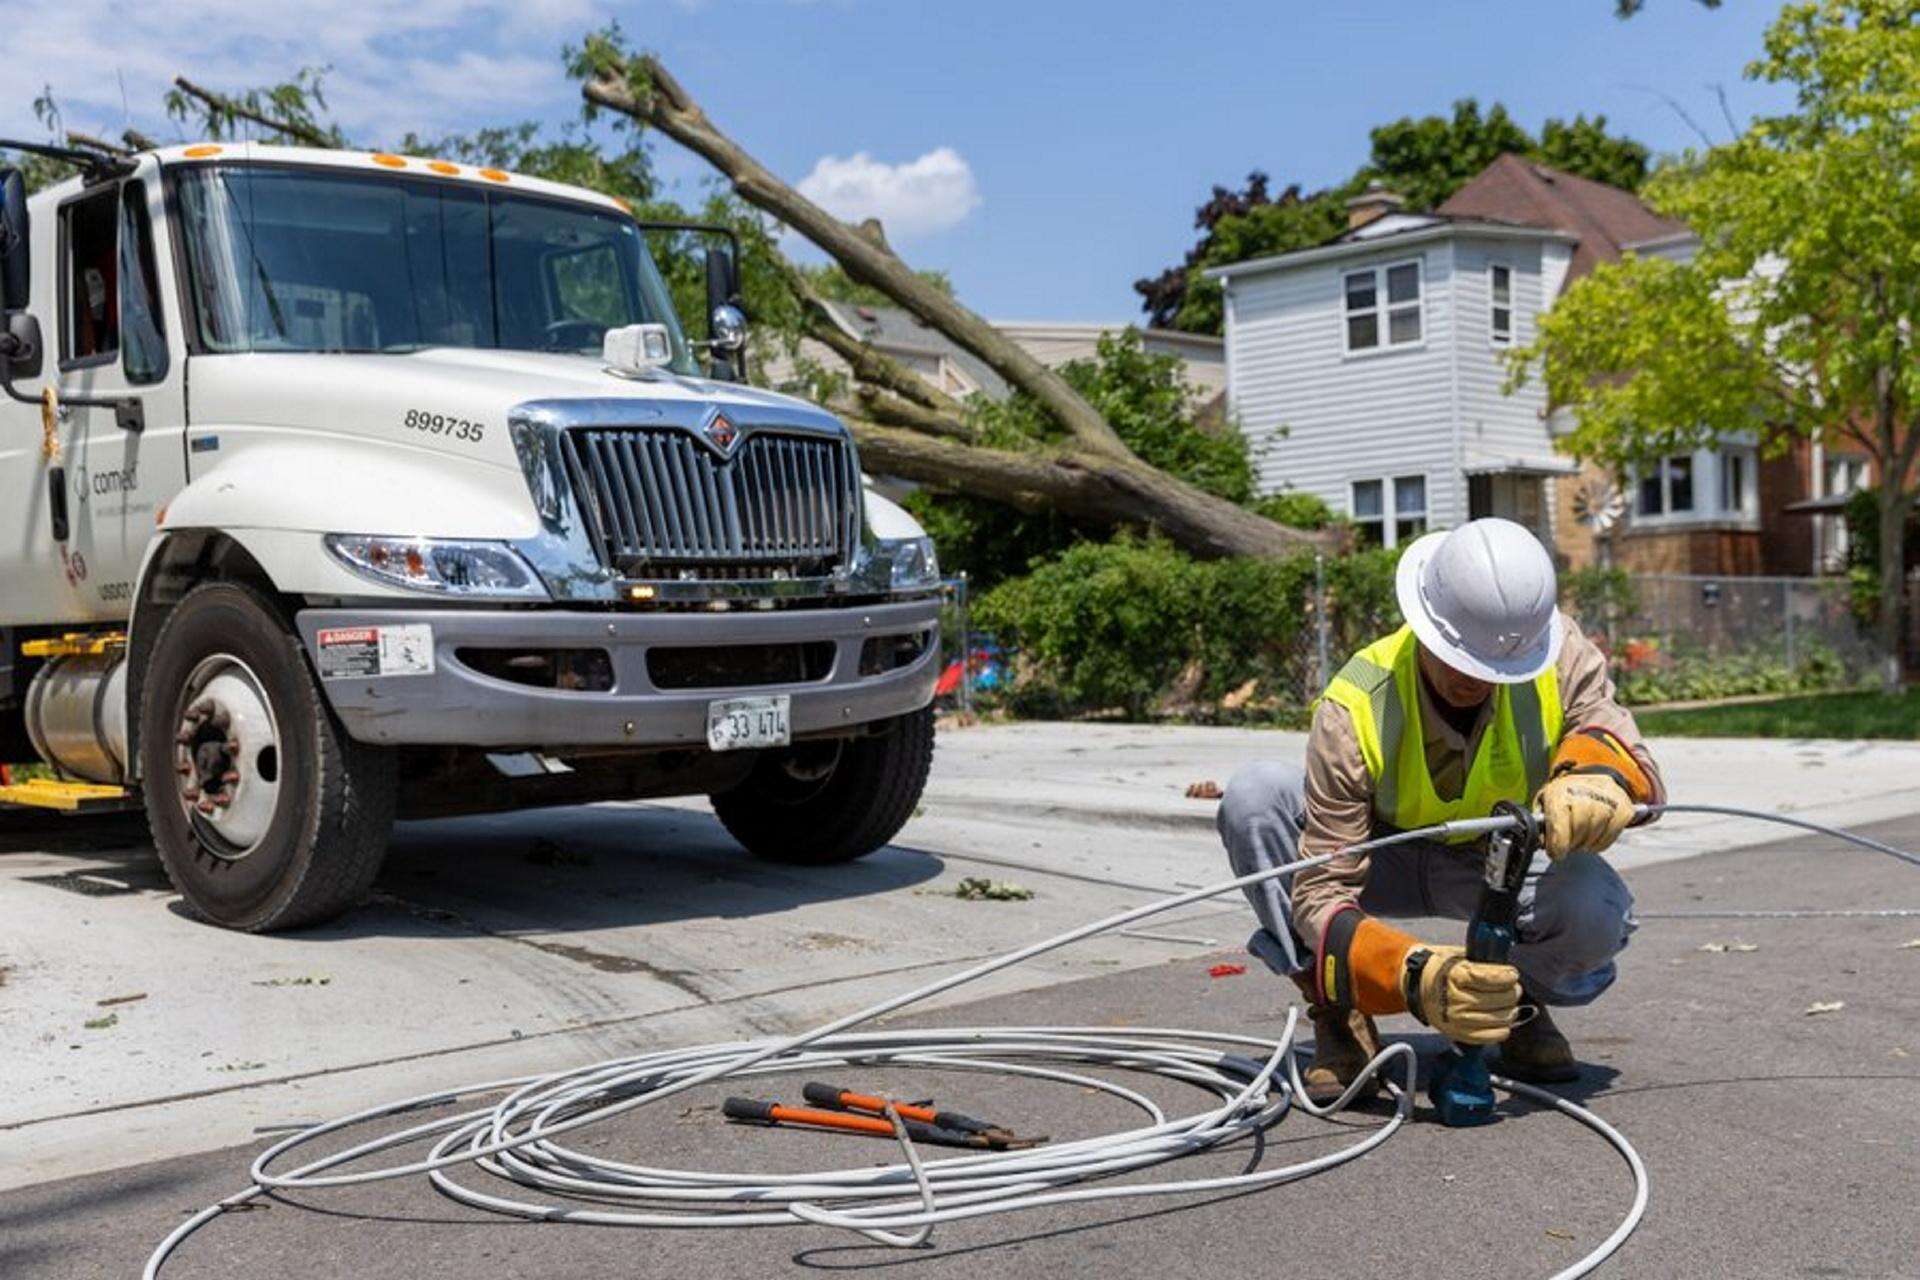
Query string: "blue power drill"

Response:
xmin=1427 ymin=799 xmax=1538 ymax=1127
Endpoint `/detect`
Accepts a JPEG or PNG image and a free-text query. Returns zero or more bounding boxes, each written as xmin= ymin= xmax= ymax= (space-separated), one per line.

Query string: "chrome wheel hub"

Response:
xmin=173 ymin=656 xmax=282 ymax=858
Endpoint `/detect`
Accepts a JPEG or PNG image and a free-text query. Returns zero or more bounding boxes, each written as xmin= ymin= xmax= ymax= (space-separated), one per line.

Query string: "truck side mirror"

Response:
xmin=0 ymin=168 xmax=28 ymax=313
xmin=2 ymin=311 xmax=42 ymax=380
xmin=704 ymin=244 xmax=746 ymax=381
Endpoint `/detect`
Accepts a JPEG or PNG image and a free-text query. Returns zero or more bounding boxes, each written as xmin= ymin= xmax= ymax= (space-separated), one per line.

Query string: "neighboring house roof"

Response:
xmin=813 ymin=304 xmax=1226 ymax=401
xmin=1437 ymin=153 xmax=1692 ymax=284
xmin=1205 ymin=154 xmax=1691 ymax=288
xmin=817 ymin=300 xmax=1008 ymax=398
xmin=1206 ymin=217 xmax=1573 ymax=280
xmin=991 ymin=320 xmax=1224 ymax=356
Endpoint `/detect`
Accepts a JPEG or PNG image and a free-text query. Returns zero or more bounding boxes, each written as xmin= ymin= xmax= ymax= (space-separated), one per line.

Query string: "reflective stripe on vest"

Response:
xmin=1322 ymin=625 xmax=1563 ymax=841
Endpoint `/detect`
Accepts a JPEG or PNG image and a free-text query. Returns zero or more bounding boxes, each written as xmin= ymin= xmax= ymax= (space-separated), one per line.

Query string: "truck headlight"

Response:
xmin=324 ymin=535 xmax=548 ymax=599
xmin=879 ymin=535 xmax=941 ymax=591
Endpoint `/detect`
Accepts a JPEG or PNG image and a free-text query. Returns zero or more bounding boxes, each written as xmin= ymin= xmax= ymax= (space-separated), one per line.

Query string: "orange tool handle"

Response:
xmin=724 ymin=1097 xmax=899 ymax=1136
xmin=803 ymin=1085 xmax=940 ymax=1126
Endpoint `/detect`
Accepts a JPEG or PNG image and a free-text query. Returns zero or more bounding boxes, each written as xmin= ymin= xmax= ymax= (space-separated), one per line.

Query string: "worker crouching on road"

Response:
xmin=1218 ymin=518 xmax=1661 ymax=1101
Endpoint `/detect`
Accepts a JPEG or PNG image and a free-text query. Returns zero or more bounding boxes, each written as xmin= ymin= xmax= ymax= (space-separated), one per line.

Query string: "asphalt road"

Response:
xmin=5 ymin=811 xmax=1917 ymax=1280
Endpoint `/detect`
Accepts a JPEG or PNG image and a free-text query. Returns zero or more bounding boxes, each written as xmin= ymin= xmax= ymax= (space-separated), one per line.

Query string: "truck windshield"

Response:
xmin=173 ymin=163 xmax=695 ymax=372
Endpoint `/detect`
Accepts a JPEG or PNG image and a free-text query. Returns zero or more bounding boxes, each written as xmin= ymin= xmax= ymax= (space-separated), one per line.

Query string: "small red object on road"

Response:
xmin=1208 ymin=963 xmax=1246 ymax=978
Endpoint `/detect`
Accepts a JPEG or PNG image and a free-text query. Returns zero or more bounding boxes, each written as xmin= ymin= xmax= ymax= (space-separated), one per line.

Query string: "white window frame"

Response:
xmin=1488 ymin=262 xmax=1513 ymax=347
xmin=1351 ymin=474 xmax=1429 ymax=548
xmin=1719 ymin=446 xmax=1758 ymax=518
xmin=1341 ymin=257 xmax=1424 ymax=356
xmin=1631 ymin=447 xmax=1760 ymax=528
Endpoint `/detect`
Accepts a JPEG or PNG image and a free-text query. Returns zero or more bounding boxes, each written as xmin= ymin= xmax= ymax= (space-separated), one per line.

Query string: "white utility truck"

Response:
xmin=0 ymin=141 xmax=942 ymax=931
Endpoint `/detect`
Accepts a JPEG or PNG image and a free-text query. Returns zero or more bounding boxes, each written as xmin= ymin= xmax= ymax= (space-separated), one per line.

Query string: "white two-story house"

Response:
xmin=1207 ymin=156 xmax=1847 ymax=572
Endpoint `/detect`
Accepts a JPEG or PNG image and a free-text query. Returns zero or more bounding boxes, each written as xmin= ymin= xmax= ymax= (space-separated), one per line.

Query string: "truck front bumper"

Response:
xmin=294 ymin=598 xmax=941 ymax=749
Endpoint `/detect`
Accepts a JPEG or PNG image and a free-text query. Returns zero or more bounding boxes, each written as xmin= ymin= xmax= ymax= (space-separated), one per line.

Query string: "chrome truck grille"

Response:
xmin=560 ymin=427 xmax=861 ymax=577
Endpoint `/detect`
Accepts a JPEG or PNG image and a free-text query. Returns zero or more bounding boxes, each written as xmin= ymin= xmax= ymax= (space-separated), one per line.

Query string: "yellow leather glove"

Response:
xmin=1403 ymin=945 xmax=1521 ymax=1045
xmin=1538 ymin=771 xmax=1634 ymax=859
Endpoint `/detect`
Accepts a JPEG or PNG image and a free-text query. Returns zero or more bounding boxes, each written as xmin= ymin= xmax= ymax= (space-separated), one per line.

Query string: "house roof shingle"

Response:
xmin=1436 ymin=153 xmax=1690 ymax=284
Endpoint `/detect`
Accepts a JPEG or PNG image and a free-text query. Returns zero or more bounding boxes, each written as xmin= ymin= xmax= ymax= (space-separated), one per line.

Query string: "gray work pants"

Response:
xmin=1216 ymin=761 xmax=1635 ymax=1006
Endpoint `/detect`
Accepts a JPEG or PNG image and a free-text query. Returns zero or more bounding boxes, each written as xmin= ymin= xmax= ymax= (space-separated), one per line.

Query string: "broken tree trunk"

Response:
xmin=582 ymin=56 xmax=1331 ymax=559
xmin=846 ymin=421 xmax=1319 ymax=559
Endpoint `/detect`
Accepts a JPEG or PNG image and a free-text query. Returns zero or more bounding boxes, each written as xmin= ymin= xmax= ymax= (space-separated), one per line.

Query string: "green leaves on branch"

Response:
xmin=1507 ymin=253 xmax=1776 ymax=468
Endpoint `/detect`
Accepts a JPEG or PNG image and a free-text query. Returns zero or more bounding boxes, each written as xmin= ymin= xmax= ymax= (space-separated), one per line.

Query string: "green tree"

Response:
xmin=1138 ymin=100 xmax=1649 ymax=334
xmin=1511 ymin=0 xmax=1920 ymax=688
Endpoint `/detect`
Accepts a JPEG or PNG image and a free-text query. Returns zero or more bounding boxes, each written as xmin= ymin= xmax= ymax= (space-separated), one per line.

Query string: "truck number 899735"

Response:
xmin=402 ymin=409 xmax=486 ymax=443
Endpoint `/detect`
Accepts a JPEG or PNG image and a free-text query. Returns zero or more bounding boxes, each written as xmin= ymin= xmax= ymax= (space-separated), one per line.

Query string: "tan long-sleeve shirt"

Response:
xmin=1289 ymin=617 xmax=1664 ymax=948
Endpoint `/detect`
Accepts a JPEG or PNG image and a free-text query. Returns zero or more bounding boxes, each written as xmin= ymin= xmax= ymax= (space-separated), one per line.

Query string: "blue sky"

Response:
xmin=4 ymin=0 xmax=1792 ymax=322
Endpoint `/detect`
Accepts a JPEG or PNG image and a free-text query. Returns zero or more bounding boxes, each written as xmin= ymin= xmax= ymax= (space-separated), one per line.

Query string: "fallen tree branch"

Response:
xmin=65 ymin=131 xmax=130 ymax=158
xmin=583 ymin=53 xmax=1331 ymax=559
xmin=171 ymin=76 xmax=334 ymax=147
xmin=847 ymin=421 xmax=1328 ymax=558
xmin=584 ymin=57 xmax=1132 ymax=460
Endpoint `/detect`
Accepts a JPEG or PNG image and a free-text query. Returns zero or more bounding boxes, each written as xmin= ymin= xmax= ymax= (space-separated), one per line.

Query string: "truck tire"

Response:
xmin=710 ymin=706 xmax=934 ymax=866
xmin=139 ymin=583 xmax=396 ymax=931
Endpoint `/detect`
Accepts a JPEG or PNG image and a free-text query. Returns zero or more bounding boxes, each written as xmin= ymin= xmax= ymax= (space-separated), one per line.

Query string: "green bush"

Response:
xmin=1613 ymin=641 xmax=1849 ymax=706
xmin=1249 ymin=490 xmax=1343 ymax=530
xmin=974 ymin=539 xmax=1403 ymax=722
xmin=976 ymin=538 xmax=1205 ymax=718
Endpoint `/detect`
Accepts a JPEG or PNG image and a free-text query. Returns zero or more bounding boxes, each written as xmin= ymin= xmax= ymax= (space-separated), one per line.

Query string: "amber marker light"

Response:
xmin=427 ymin=161 xmax=459 ymax=176
xmin=628 ymin=584 xmax=657 ymax=602
xmin=478 ymin=168 xmax=510 ymax=183
xmin=182 ymin=145 xmax=222 ymax=158
xmin=371 ymin=153 xmax=408 ymax=168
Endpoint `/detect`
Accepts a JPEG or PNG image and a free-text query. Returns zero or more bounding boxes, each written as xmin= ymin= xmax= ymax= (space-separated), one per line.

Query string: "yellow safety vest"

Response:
xmin=1321 ymin=625 xmax=1563 ymax=842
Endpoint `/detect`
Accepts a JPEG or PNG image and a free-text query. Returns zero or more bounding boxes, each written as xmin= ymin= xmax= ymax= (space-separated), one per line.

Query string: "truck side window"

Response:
xmin=62 ymin=189 xmax=120 ymax=366
xmin=119 ymin=182 xmax=169 ymax=385
xmin=549 ymin=244 xmax=627 ymax=329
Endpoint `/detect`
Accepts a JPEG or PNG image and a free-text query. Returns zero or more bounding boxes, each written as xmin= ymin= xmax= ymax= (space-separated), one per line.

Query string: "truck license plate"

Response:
xmin=707 ymin=695 xmax=791 ymax=752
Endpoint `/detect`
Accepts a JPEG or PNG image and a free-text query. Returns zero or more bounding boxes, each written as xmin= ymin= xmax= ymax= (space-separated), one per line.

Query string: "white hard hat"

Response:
xmin=1394 ymin=518 xmax=1563 ymax=683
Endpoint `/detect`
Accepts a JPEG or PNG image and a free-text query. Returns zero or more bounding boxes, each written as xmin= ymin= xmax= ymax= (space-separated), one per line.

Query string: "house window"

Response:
xmin=1352 ymin=478 xmax=1385 ymax=546
xmin=1634 ymin=448 xmax=1760 ymax=525
xmin=1821 ymin=454 xmax=1871 ymax=569
xmin=1720 ymin=448 xmax=1756 ymax=516
xmin=1489 ymin=264 xmax=1512 ymax=346
xmin=1352 ymin=475 xmax=1427 ymax=547
xmin=1636 ymin=455 xmax=1695 ymax=518
xmin=1394 ymin=474 xmax=1428 ymax=543
xmin=1343 ymin=259 xmax=1422 ymax=353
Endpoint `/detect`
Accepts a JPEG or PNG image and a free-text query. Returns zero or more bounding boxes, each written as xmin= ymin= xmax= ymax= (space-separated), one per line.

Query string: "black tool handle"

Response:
xmin=802 ymin=1082 xmax=844 ymax=1109
xmin=723 ymin=1096 xmax=776 ymax=1124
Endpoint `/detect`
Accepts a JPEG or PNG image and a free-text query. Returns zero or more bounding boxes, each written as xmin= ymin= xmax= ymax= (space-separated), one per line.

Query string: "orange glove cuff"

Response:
xmin=1317 ymin=909 xmax=1416 ymax=1015
xmin=1551 ymin=727 xmax=1654 ymax=804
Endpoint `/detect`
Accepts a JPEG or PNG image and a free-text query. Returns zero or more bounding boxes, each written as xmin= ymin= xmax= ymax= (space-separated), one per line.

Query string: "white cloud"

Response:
xmin=0 ymin=0 xmax=604 ymax=146
xmin=796 ymin=147 xmax=981 ymax=239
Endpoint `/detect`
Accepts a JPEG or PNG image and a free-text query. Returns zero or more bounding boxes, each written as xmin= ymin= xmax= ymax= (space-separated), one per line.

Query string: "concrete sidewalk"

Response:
xmin=4 ymin=813 xmax=1917 ymax=1279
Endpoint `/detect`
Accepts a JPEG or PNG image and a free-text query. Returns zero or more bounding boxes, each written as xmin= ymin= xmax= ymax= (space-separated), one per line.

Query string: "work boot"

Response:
xmin=1494 ymin=1004 xmax=1581 ymax=1084
xmin=1289 ymin=974 xmax=1381 ymax=1104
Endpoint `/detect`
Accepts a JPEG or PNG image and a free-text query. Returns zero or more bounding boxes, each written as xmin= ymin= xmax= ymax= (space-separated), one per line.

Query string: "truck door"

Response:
xmin=53 ymin=175 xmax=188 ymax=621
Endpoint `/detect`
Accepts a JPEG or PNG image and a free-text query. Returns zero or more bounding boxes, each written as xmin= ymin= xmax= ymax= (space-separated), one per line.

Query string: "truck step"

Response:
xmin=20 ymin=631 xmax=128 ymax=659
xmin=0 ymin=777 xmax=139 ymax=813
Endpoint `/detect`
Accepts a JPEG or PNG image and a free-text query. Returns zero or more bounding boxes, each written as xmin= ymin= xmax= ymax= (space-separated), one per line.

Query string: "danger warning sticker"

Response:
xmin=316 ymin=624 xmax=435 ymax=679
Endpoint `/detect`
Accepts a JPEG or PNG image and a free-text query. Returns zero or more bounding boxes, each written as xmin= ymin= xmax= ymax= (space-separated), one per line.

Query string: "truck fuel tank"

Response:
xmin=25 ymin=651 xmax=130 ymax=785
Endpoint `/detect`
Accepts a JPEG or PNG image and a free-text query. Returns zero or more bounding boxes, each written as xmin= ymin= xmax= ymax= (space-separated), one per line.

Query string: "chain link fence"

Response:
xmin=1585 ymin=574 xmax=1877 ymax=703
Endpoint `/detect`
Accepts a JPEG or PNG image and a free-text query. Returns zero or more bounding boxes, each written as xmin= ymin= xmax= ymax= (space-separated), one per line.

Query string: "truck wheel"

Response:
xmin=710 ymin=706 xmax=934 ymax=866
xmin=139 ymin=583 xmax=396 ymax=931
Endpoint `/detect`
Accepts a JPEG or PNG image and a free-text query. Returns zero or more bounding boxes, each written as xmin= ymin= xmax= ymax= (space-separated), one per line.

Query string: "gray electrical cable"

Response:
xmin=143 ymin=803 xmax=1916 ymax=1280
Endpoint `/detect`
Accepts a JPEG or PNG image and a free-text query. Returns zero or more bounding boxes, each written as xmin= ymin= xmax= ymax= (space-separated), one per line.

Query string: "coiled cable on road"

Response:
xmin=144 ymin=804 xmax=1916 ymax=1280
